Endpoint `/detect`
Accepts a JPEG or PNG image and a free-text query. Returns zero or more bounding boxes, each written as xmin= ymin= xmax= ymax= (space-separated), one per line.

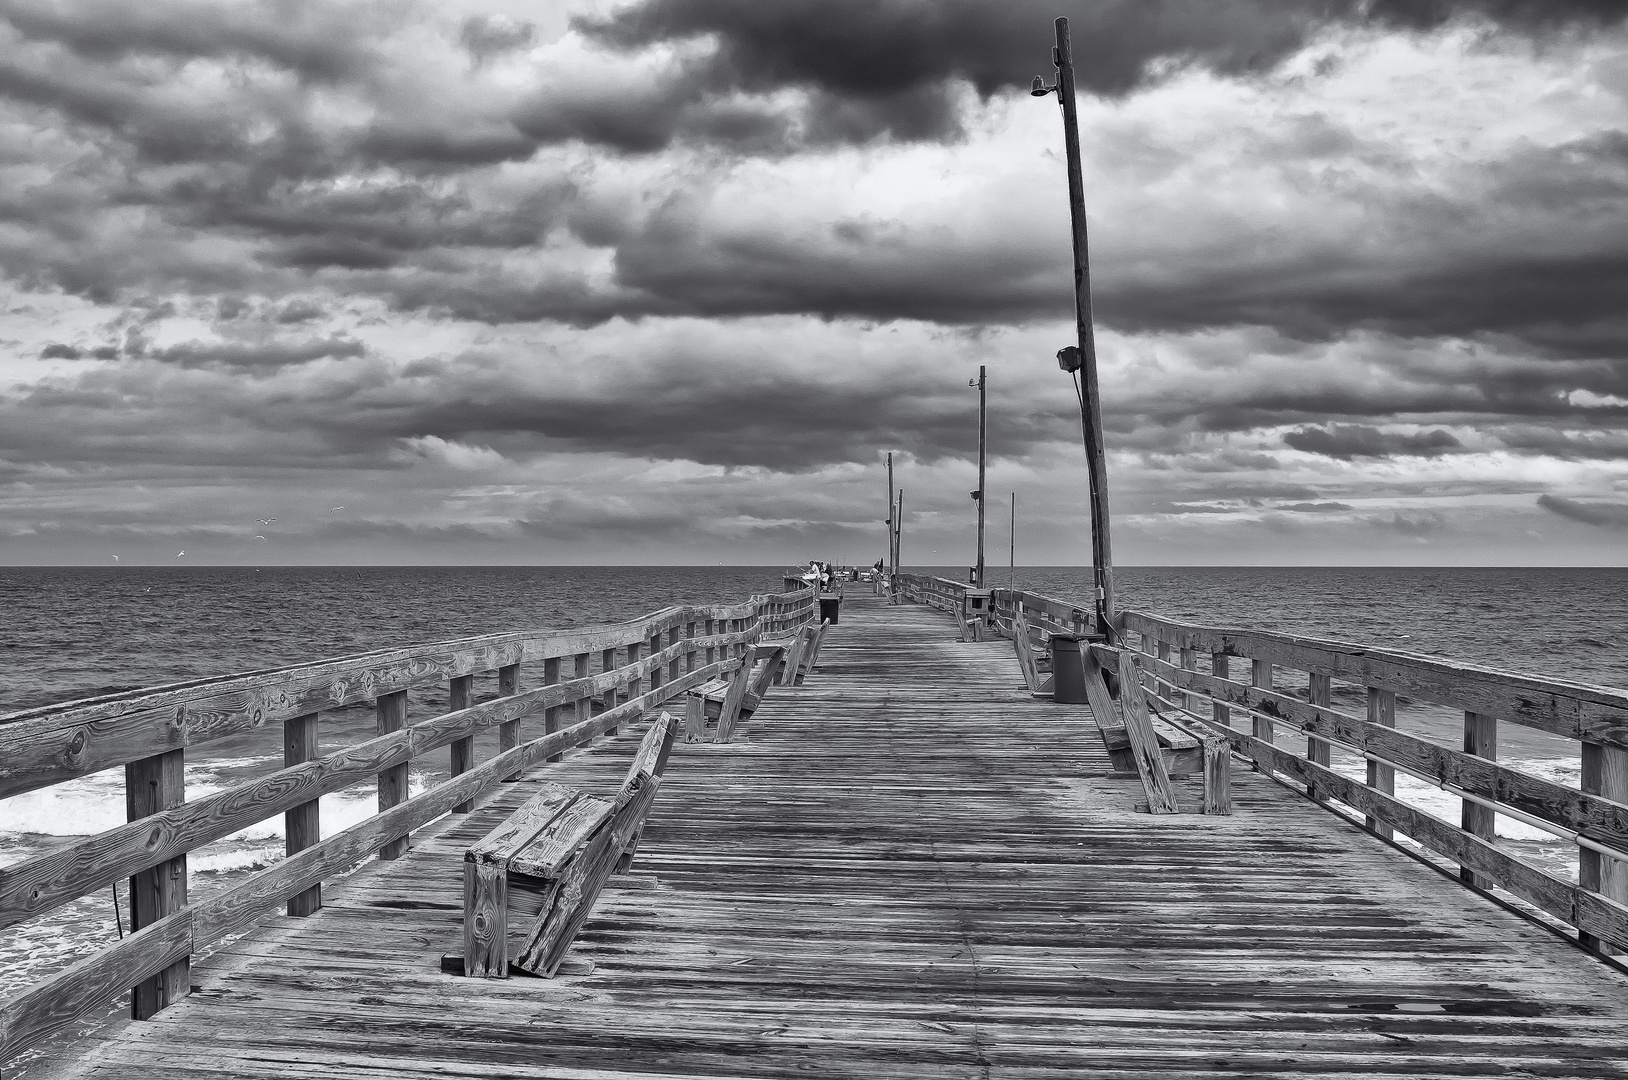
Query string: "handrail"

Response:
xmin=0 ymin=582 xmax=816 ymax=1064
xmin=1121 ymin=609 xmax=1628 ymax=956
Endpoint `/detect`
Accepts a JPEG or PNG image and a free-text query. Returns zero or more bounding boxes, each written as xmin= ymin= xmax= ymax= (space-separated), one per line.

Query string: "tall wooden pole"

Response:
xmin=1051 ymin=16 xmax=1116 ymax=637
xmin=975 ymin=365 xmax=987 ymax=588
xmin=895 ymin=490 xmax=904 ymax=574
xmin=1009 ymin=492 xmax=1016 ymax=590
xmin=886 ymin=451 xmax=895 ymax=577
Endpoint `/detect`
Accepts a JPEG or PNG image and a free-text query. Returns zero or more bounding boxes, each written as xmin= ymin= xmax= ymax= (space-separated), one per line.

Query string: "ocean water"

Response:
xmin=2 ymin=565 xmax=1625 ymax=1005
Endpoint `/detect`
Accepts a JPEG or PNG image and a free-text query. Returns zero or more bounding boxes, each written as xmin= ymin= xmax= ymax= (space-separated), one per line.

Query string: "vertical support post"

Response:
xmin=1366 ymin=687 xmax=1396 ymax=838
xmin=1211 ymin=654 xmax=1231 ymax=728
xmin=1581 ymin=741 xmax=1628 ymax=954
xmin=685 ymin=620 xmax=698 ymax=673
xmin=628 ymin=640 xmax=644 ymax=710
xmin=886 ymin=450 xmax=895 ymax=581
xmin=705 ymin=618 xmax=717 ymax=667
xmin=893 ymin=489 xmax=904 ymax=602
xmin=462 ymin=860 xmax=508 ymax=979
xmin=667 ymin=629 xmax=680 ymax=684
xmin=975 ymin=363 xmax=986 ymax=588
xmin=1049 ymin=17 xmax=1114 ymax=635
xmin=602 ymin=647 xmax=618 ymax=732
xmin=376 ymin=689 xmax=408 ymax=859
xmin=1306 ymin=673 xmax=1331 ymax=803
xmin=284 ymin=712 xmax=321 ymax=917
xmin=648 ymin=628 xmax=664 ymax=699
xmin=1250 ymin=659 xmax=1274 ymax=765
xmin=1179 ymin=646 xmax=1197 ymax=713
xmin=543 ymin=656 xmax=563 ymax=763
xmin=498 ymin=663 xmax=520 ymax=781
xmin=127 ymin=749 xmax=188 ymax=1018
xmin=573 ymin=652 xmax=591 ymax=728
xmin=1460 ymin=711 xmax=1497 ymax=888
xmin=449 ymin=674 xmax=475 ymax=813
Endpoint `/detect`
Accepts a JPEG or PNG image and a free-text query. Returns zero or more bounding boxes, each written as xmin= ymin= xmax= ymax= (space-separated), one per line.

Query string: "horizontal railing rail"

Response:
xmin=1120 ymin=608 xmax=1628 ymax=957
xmin=0 ymin=584 xmax=816 ymax=1065
xmin=893 ymin=574 xmax=1096 ymax=639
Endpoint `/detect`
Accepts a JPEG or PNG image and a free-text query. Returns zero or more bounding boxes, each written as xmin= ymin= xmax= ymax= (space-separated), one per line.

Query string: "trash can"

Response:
xmin=1050 ymin=634 xmax=1088 ymax=703
xmin=818 ymin=596 xmax=840 ymax=625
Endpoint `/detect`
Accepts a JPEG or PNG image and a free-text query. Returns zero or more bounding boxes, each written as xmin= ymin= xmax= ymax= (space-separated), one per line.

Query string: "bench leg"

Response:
xmin=463 ymin=861 xmax=509 ymax=978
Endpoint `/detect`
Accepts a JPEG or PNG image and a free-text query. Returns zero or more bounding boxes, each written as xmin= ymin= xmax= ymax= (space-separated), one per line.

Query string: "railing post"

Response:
xmin=544 ymin=656 xmax=563 ymax=763
xmin=1460 ymin=711 xmax=1497 ymax=888
xmin=1366 ymin=687 xmax=1396 ymax=838
xmin=686 ymin=620 xmax=698 ymax=673
xmin=376 ymin=690 xmax=408 ymax=859
xmin=1307 ymin=673 xmax=1331 ymax=803
xmin=450 ymin=675 xmax=475 ymax=813
xmin=1581 ymin=741 xmax=1628 ymax=954
xmin=602 ymin=647 xmax=618 ymax=732
xmin=627 ymin=640 xmax=644 ymax=710
xmin=284 ymin=712 xmax=321 ymax=916
xmin=126 ymin=748 xmax=188 ymax=1018
xmin=705 ymin=618 xmax=717 ymax=667
xmin=573 ymin=651 xmax=591 ymax=726
xmin=1211 ymin=653 xmax=1231 ymax=728
xmin=1251 ymin=659 xmax=1274 ymax=768
xmin=648 ymin=628 xmax=664 ymax=699
xmin=1179 ymin=646 xmax=1197 ymax=714
xmin=498 ymin=662 xmax=521 ymax=781
xmin=667 ymin=628 xmax=681 ymax=684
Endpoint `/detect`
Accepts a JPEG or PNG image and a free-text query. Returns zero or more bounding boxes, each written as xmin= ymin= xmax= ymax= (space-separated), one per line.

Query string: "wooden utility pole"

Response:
xmin=975 ymin=365 xmax=987 ymax=588
xmin=1040 ymin=16 xmax=1116 ymax=636
xmin=1009 ymin=492 xmax=1016 ymax=589
xmin=886 ymin=451 xmax=895 ymax=579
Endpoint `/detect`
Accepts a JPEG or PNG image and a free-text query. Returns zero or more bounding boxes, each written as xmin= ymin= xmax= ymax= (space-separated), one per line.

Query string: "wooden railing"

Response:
xmin=1122 ymin=609 xmax=1628 ymax=956
xmin=894 ymin=573 xmax=1628 ymax=954
xmin=0 ymin=585 xmax=816 ymax=1065
xmin=893 ymin=574 xmax=1094 ymax=637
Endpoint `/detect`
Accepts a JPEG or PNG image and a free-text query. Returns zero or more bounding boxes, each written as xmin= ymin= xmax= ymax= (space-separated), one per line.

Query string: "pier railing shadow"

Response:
xmin=894 ymin=571 xmax=1628 ymax=960
xmin=0 ymin=585 xmax=816 ymax=1066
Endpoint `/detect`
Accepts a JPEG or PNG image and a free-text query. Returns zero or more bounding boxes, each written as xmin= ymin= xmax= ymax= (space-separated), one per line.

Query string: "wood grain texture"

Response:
xmin=1112 ymin=651 xmax=1179 ymax=814
xmin=124 ymin=749 xmax=188 ymax=1020
xmin=282 ymin=712 xmax=321 ymax=917
xmin=449 ymin=675 xmax=475 ymax=814
xmin=376 ymin=690 xmax=409 ymax=860
xmin=1461 ymin=711 xmax=1497 ymax=888
xmin=17 ymin=593 xmax=1628 ymax=1080
xmin=1582 ymin=742 xmax=1628 ymax=955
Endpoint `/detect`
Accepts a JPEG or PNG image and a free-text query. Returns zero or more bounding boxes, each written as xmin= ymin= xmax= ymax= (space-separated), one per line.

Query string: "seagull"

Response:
xmin=176 ymin=551 xmax=185 ymax=558
xmin=253 ymin=535 xmax=267 ymax=542
xmin=110 ymin=554 xmax=118 ymax=561
xmin=329 ymin=506 xmax=346 ymax=512
xmin=256 ymin=518 xmax=276 ymax=525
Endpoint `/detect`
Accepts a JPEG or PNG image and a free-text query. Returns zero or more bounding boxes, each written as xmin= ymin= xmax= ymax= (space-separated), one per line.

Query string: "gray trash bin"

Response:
xmin=1049 ymin=634 xmax=1088 ymax=703
xmin=818 ymin=596 xmax=840 ymax=625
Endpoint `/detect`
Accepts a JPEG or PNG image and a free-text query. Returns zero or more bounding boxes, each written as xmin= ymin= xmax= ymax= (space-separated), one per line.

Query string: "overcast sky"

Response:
xmin=1 ymin=0 xmax=1626 ymax=566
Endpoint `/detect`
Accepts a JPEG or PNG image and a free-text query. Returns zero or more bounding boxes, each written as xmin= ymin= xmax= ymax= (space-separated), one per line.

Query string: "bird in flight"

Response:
xmin=253 ymin=535 xmax=267 ymax=542
xmin=329 ymin=506 xmax=346 ymax=512
xmin=176 ymin=550 xmax=185 ymax=557
xmin=110 ymin=554 xmax=118 ymax=561
xmin=257 ymin=518 xmax=276 ymax=525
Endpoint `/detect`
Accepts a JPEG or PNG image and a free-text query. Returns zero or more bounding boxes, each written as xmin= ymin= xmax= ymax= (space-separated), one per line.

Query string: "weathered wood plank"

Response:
xmin=449 ymin=675 xmax=475 ymax=814
xmin=125 ymin=748 xmax=188 ymax=1020
xmin=1112 ymin=651 xmax=1179 ymax=814
xmin=282 ymin=712 xmax=321 ymax=918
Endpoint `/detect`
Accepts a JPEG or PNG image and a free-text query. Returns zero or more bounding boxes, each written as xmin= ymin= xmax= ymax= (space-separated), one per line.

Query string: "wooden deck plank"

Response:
xmin=23 ymin=592 xmax=1628 ymax=1078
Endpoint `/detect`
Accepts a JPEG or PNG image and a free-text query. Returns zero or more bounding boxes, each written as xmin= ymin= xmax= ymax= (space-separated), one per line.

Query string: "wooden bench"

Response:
xmin=461 ymin=710 xmax=680 ymax=978
xmin=684 ymin=643 xmax=790 ymax=743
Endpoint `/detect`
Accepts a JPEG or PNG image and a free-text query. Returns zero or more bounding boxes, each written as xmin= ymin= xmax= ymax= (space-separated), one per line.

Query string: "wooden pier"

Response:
xmin=11 ymin=590 xmax=1628 ymax=1078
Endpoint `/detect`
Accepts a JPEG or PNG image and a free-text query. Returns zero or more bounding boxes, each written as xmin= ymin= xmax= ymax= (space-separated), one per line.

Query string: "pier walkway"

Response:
xmin=32 ymin=592 xmax=1628 ymax=1078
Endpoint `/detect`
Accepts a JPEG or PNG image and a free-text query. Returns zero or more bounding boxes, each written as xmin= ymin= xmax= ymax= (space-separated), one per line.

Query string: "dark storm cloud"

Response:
xmin=1284 ymin=424 xmax=1462 ymax=459
xmin=573 ymin=0 xmax=1623 ymax=147
xmin=1537 ymin=493 xmax=1628 ymax=528
xmin=1278 ymin=501 xmax=1354 ymax=512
